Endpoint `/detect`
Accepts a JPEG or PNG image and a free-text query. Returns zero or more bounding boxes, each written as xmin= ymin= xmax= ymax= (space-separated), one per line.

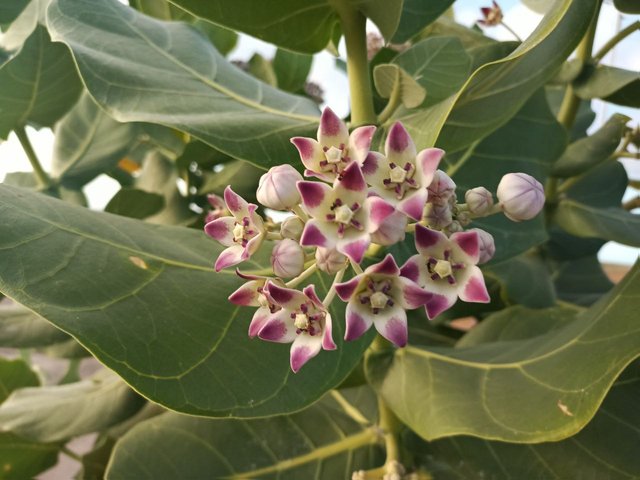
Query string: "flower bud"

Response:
xmin=470 ymin=228 xmax=495 ymax=264
xmin=370 ymin=210 xmax=407 ymax=245
xmin=280 ymin=216 xmax=305 ymax=241
xmin=465 ymin=187 xmax=494 ymax=216
xmin=315 ymin=247 xmax=347 ymax=274
xmin=271 ymin=239 xmax=305 ymax=278
xmin=497 ymin=173 xmax=544 ymax=221
xmin=424 ymin=203 xmax=452 ymax=230
xmin=427 ymin=170 xmax=456 ymax=205
xmin=257 ymin=165 xmax=303 ymax=210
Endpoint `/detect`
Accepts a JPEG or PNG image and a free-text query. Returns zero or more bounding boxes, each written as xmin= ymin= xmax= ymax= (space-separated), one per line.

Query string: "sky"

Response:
xmin=0 ymin=0 xmax=638 ymax=263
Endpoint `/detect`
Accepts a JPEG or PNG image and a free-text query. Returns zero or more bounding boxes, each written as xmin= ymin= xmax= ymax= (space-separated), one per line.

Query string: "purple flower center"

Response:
xmin=383 ymin=162 xmax=418 ymax=200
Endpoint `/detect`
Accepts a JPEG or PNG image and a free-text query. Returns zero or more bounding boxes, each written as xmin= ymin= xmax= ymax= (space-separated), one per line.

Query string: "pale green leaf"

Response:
xmin=373 ymin=64 xmax=426 ymax=109
xmin=391 ymin=0 xmax=455 ymax=43
xmin=273 ymin=48 xmax=313 ymax=93
xmin=574 ymin=65 xmax=640 ymax=108
xmin=0 ymin=302 xmax=69 ymax=348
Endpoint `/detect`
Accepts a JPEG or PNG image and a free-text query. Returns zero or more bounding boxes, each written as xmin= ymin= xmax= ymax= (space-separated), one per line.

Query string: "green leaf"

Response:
xmin=0 ymin=358 xmax=39 ymax=403
xmin=487 ymin=254 xmax=556 ymax=308
xmin=396 ymin=0 xmax=597 ymax=153
xmin=553 ymin=255 xmax=614 ymax=307
xmin=167 ymin=0 xmax=402 ymax=53
xmin=247 ymin=53 xmax=278 ymax=87
xmin=0 ymin=25 xmax=82 ymax=139
xmin=390 ymin=36 xmax=471 ymax=108
xmin=445 ymin=90 xmax=565 ymax=263
xmin=0 ymin=0 xmax=44 ymax=52
xmin=0 ymin=184 xmax=373 ymax=417
xmin=391 ymin=0 xmax=455 ymax=43
xmin=410 ymin=361 xmax=640 ymax=479
xmin=47 ymin=0 xmax=320 ymax=170
xmin=51 ymin=93 xmax=138 ymax=187
xmin=552 ymin=113 xmax=630 ymax=177
xmin=0 ymin=0 xmax=29 ymax=24
xmin=0 ymin=370 xmax=144 ymax=442
xmin=422 ymin=17 xmax=494 ymax=50
xmin=373 ymin=64 xmax=426 ymax=109
xmin=0 ymin=302 xmax=69 ymax=348
xmin=197 ymin=160 xmax=263 ymax=203
xmin=106 ymin=398 xmax=383 ymax=478
xmin=562 ymin=160 xmax=628 ymax=208
xmin=614 ymin=0 xmax=640 ymax=13
xmin=195 ymin=21 xmax=238 ymax=56
xmin=273 ymin=48 xmax=313 ymax=93
xmin=104 ymin=188 xmax=165 ymax=219
xmin=366 ymin=260 xmax=640 ymax=442
xmin=546 ymin=86 xmax=595 ymax=141
xmin=574 ymin=65 xmax=640 ymax=108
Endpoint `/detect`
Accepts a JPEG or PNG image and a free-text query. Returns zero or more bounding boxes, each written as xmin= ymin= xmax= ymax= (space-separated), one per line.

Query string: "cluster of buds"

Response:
xmin=204 ymin=108 xmax=544 ymax=372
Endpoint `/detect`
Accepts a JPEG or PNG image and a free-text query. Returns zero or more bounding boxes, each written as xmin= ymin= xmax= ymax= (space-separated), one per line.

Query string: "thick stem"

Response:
xmin=331 ymin=2 xmax=376 ymax=125
xmin=593 ymin=20 xmax=640 ymax=62
xmin=15 ymin=127 xmax=51 ymax=189
xmin=378 ymin=393 xmax=402 ymax=467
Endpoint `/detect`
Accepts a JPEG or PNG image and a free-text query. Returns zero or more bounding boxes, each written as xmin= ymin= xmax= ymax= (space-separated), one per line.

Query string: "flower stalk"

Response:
xmin=15 ymin=127 xmax=52 ymax=190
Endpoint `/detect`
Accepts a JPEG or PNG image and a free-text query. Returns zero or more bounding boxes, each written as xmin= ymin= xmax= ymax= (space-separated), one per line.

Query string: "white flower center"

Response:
xmin=389 ymin=166 xmax=408 ymax=184
xmin=334 ymin=204 xmax=354 ymax=224
xmin=325 ymin=146 xmax=343 ymax=164
xmin=370 ymin=291 xmax=389 ymax=309
xmin=233 ymin=223 xmax=246 ymax=243
xmin=433 ymin=259 xmax=453 ymax=278
xmin=257 ymin=292 xmax=270 ymax=308
xmin=294 ymin=313 xmax=309 ymax=330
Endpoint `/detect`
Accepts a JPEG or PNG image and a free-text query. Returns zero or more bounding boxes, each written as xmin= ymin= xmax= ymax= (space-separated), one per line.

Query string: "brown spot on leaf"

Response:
xmin=557 ymin=399 xmax=574 ymax=417
xmin=129 ymin=256 xmax=148 ymax=269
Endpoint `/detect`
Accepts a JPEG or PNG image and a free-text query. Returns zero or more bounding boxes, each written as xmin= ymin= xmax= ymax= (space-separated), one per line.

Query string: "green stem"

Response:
xmin=378 ymin=393 xmax=402 ymax=467
xmin=15 ymin=127 xmax=51 ymax=189
xmin=61 ymin=446 xmax=82 ymax=462
xmin=331 ymin=2 xmax=376 ymax=125
xmin=291 ymin=205 xmax=308 ymax=221
xmin=322 ymin=267 xmax=346 ymax=307
xmin=266 ymin=232 xmax=283 ymax=240
xmin=593 ymin=20 xmax=640 ymax=63
xmin=350 ymin=259 xmax=364 ymax=275
xmin=285 ymin=262 xmax=318 ymax=288
xmin=330 ymin=390 xmax=370 ymax=425
xmin=377 ymin=68 xmax=403 ymax=124
xmin=500 ymin=21 xmax=522 ymax=41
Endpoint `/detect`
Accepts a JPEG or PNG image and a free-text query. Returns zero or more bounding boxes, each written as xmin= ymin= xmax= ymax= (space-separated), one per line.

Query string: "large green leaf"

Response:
xmin=0 ymin=302 xmax=69 ymax=348
xmin=0 ymin=0 xmax=29 ymax=24
xmin=0 ymin=185 xmax=373 ymax=417
xmin=0 ymin=358 xmax=59 ymax=480
xmin=166 ymin=0 xmax=402 ymax=53
xmin=0 ymin=25 xmax=82 ymax=138
xmin=391 ymin=0 xmax=455 ymax=43
xmin=445 ymin=90 xmax=565 ymax=263
xmin=391 ymin=36 xmax=471 ymax=108
xmin=106 ymin=396 xmax=383 ymax=479
xmin=51 ymin=93 xmax=138 ymax=187
xmin=409 ymin=361 xmax=640 ymax=479
xmin=0 ymin=370 xmax=144 ymax=442
xmin=272 ymin=48 xmax=313 ymax=93
xmin=552 ymin=255 xmax=614 ymax=307
xmin=396 ymin=0 xmax=597 ymax=153
xmin=366 ymin=260 xmax=640 ymax=442
xmin=574 ymin=65 xmax=640 ymax=108
xmin=47 ymin=0 xmax=320 ymax=170
xmin=552 ymin=113 xmax=630 ymax=177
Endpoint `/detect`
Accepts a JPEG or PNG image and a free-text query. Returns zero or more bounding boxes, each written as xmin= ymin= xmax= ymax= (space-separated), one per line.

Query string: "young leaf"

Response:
xmin=47 ymin=0 xmax=320 ymax=170
xmin=106 ymin=399 xmax=383 ymax=478
xmin=0 ymin=25 xmax=82 ymax=139
xmin=366 ymin=260 xmax=640 ymax=442
xmin=373 ymin=64 xmax=426 ymax=109
xmin=0 ymin=184 xmax=373 ymax=418
xmin=0 ymin=370 xmax=145 ymax=443
xmin=573 ymin=65 xmax=640 ymax=108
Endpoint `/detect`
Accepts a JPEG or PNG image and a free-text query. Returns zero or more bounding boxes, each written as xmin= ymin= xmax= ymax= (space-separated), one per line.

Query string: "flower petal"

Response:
xmin=318 ymin=107 xmax=349 ymax=147
xmin=385 ymin=122 xmax=416 ymax=167
xmin=372 ymin=307 xmax=408 ymax=347
xmin=300 ymin=219 xmax=333 ymax=249
xmin=204 ymin=216 xmax=236 ymax=247
xmin=450 ymin=230 xmax=480 ymax=265
xmin=345 ymin=302 xmax=373 ymax=341
xmin=266 ymin=282 xmax=309 ymax=310
xmin=414 ymin=224 xmax=448 ymax=257
xmin=397 ymin=189 xmax=427 ymax=221
xmin=214 ymin=245 xmax=245 ymax=272
xmin=297 ymin=181 xmax=331 ymax=217
xmin=290 ymin=333 xmax=323 ymax=373
xmin=425 ymin=292 xmax=457 ymax=320
xmin=335 ymin=275 xmax=362 ymax=301
xmin=337 ymin=161 xmax=367 ymax=193
xmin=258 ymin=310 xmax=296 ymax=343
xmin=459 ymin=265 xmax=490 ymax=303
xmin=366 ymin=254 xmax=400 ymax=276
xmin=396 ymin=277 xmax=432 ymax=309
xmin=228 ymin=280 xmax=261 ymax=306
xmin=370 ymin=209 xmax=407 ymax=246
xmin=364 ymin=196 xmax=395 ymax=232
xmin=348 ymin=125 xmax=376 ymax=164
xmin=223 ymin=186 xmax=249 ymax=218
xmin=248 ymin=307 xmax=270 ymax=338
xmin=416 ymin=148 xmax=444 ymax=187
xmin=302 ymin=284 xmax=323 ymax=309
xmin=400 ymin=255 xmax=422 ymax=283
xmin=337 ymin=233 xmax=370 ymax=264
xmin=291 ymin=137 xmax=325 ymax=174
xmin=322 ymin=313 xmax=337 ymax=350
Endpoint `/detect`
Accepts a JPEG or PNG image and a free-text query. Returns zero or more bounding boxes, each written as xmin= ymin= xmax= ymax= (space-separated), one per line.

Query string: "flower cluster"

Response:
xmin=204 ymin=108 xmax=545 ymax=372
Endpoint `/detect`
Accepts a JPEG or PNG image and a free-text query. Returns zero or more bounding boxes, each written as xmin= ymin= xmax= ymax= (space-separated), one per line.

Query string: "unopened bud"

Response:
xmin=470 ymin=228 xmax=495 ymax=264
xmin=257 ymin=165 xmax=303 ymax=210
xmin=446 ymin=221 xmax=464 ymax=234
xmin=315 ymin=247 xmax=347 ymax=274
xmin=427 ymin=170 xmax=456 ymax=205
xmin=271 ymin=239 xmax=305 ymax=278
xmin=280 ymin=216 xmax=305 ymax=241
xmin=465 ymin=187 xmax=494 ymax=216
xmin=497 ymin=173 xmax=544 ymax=221
xmin=424 ymin=203 xmax=452 ymax=230
xmin=371 ymin=210 xmax=407 ymax=245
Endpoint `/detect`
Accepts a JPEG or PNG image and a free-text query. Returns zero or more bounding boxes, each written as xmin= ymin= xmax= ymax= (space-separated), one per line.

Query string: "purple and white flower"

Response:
xmin=228 ymin=272 xmax=281 ymax=338
xmin=204 ymin=186 xmax=266 ymax=272
xmin=258 ymin=283 xmax=336 ymax=372
xmin=297 ymin=162 xmax=395 ymax=263
xmin=362 ymin=122 xmax=443 ymax=220
xmin=335 ymin=254 xmax=431 ymax=347
xmin=291 ymin=107 xmax=376 ymax=183
xmin=401 ymin=225 xmax=490 ymax=320
xmin=204 ymin=193 xmax=228 ymax=223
